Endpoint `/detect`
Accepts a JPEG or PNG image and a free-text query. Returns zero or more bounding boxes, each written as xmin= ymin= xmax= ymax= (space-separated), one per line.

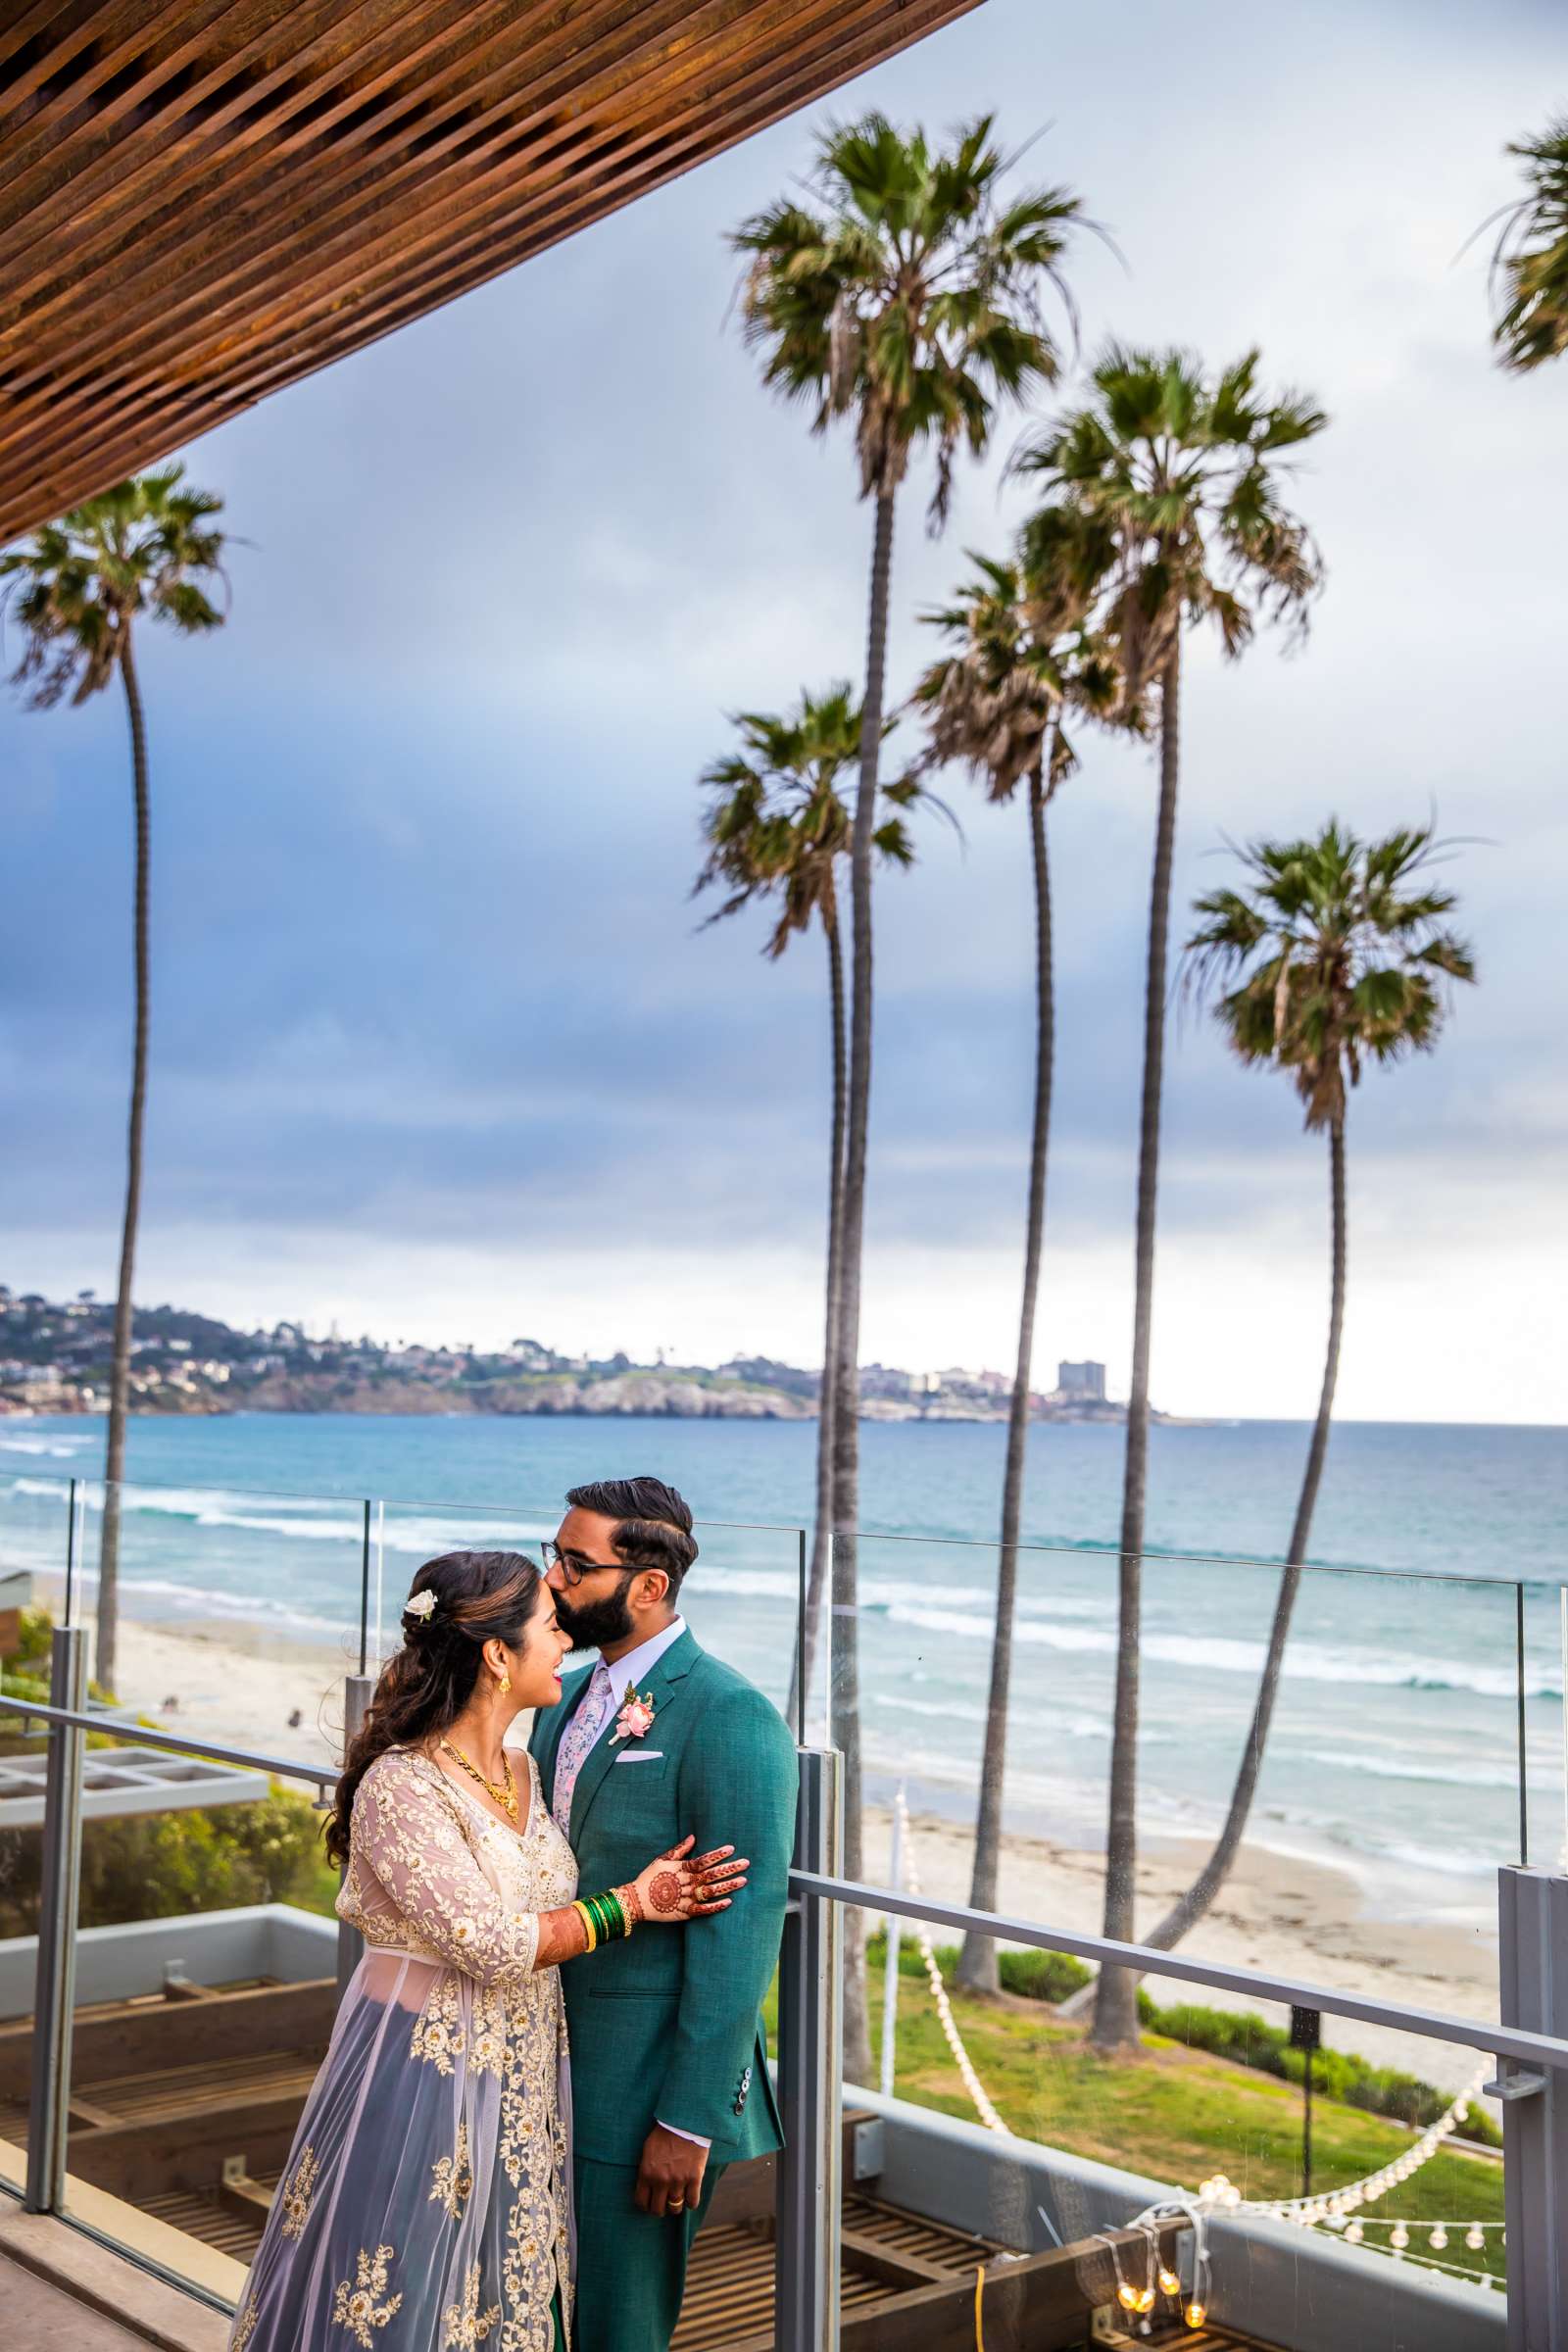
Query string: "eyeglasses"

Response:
xmin=541 ymin=1540 xmax=631 ymax=1589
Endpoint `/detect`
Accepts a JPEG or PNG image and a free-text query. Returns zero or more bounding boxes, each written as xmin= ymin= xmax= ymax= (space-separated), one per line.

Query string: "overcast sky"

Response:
xmin=3 ymin=0 xmax=1563 ymax=1423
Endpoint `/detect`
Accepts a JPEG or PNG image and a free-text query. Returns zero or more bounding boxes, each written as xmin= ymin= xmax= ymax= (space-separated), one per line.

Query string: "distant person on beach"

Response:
xmin=223 ymin=1547 xmax=750 ymax=2352
xmin=530 ymin=1477 xmax=798 ymax=2352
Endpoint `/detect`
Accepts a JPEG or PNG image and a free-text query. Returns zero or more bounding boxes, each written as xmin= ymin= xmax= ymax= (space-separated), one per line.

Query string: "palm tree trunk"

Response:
xmin=1093 ymin=635 xmax=1182 ymax=2052
xmin=833 ymin=482 xmax=897 ymax=2086
xmin=958 ymin=752 xmax=1054 ymax=1994
xmin=1144 ymin=1112 xmax=1347 ymax=1949
xmin=97 ymin=627 xmax=150 ymax=1697
xmin=787 ymin=905 xmax=847 ymax=1739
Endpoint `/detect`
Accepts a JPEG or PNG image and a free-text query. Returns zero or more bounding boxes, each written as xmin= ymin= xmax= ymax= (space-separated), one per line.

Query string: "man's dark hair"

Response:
xmin=566 ymin=1475 xmax=699 ymax=1597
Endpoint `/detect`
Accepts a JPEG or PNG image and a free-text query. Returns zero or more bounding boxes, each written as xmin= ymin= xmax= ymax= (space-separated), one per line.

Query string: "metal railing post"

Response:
xmin=775 ymin=1745 xmax=843 ymax=2352
xmin=336 ymin=1672 xmax=374 ymax=1996
xmin=24 ymin=1623 xmax=88 ymax=2213
xmin=1497 ymin=1866 xmax=1568 ymax=2351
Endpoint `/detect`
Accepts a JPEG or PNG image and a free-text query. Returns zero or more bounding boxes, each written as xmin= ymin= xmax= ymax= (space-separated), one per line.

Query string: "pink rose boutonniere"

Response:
xmin=612 ymin=1687 xmax=657 ymax=1744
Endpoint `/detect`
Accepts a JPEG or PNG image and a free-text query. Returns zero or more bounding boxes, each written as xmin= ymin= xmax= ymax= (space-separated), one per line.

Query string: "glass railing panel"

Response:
xmin=1519 ymin=1575 xmax=1567 ymax=1874
xmin=851 ymin=1896 xmax=1508 ymax=2342
xmin=59 ymin=1733 xmax=337 ymax=2302
xmin=0 ymin=1661 xmax=45 ymax=2199
xmin=74 ymin=1476 xmax=367 ymax=1764
xmin=828 ymin=1534 xmax=1526 ymax=2014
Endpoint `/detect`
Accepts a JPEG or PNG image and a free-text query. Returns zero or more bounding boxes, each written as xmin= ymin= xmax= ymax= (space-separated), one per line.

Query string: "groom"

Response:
xmin=530 ymin=1476 xmax=798 ymax=2352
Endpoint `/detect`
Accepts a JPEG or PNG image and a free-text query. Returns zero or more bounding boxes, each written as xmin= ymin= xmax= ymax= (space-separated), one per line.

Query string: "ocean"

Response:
xmin=2 ymin=1410 xmax=1565 ymax=1933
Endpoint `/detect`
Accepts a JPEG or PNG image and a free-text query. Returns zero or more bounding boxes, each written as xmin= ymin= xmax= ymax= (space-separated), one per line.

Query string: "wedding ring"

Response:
xmin=668 ymin=2197 xmax=687 ymax=2212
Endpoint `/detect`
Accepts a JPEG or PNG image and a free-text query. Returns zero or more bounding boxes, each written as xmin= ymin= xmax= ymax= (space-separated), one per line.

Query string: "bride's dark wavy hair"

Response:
xmin=324 ymin=1549 xmax=543 ymax=1866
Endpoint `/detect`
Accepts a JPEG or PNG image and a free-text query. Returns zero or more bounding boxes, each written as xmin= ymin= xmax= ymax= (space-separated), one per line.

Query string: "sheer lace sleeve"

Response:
xmin=350 ymin=1753 xmax=541 ymax=1989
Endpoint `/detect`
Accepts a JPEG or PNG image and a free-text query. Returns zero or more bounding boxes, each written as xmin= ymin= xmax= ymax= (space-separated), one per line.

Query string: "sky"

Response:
xmin=2 ymin=0 xmax=1564 ymax=1424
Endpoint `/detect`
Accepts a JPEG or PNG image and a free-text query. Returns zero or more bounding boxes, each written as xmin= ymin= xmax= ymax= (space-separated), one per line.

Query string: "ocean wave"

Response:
xmin=884 ymin=1602 xmax=1562 ymax=1702
xmin=1297 ymin=1747 xmax=1540 ymax=1792
xmin=59 ymin=1566 xmax=361 ymax=1642
xmin=0 ymin=1436 xmax=89 ymax=1459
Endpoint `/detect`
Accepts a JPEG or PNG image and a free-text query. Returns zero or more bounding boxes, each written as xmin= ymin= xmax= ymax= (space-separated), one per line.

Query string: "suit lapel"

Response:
xmin=569 ymin=1627 xmax=700 ymax=1844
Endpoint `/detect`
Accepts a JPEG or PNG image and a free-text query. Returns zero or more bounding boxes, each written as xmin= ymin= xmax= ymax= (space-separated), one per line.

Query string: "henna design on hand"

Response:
xmin=648 ymin=1869 xmax=684 ymax=1916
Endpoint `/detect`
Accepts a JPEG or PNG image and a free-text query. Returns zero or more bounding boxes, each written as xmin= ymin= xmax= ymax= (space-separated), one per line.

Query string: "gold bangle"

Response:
xmin=571 ymin=1899 xmax=598 ymax=1954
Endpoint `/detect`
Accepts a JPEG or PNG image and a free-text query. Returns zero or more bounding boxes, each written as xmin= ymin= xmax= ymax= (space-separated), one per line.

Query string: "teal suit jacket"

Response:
xmin=529 ymin=1627 xmax=798 ymax=2168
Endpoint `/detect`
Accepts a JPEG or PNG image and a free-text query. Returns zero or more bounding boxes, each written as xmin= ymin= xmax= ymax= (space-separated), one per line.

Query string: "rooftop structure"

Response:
xmin=0 ymin=0 xmax=980 ymax=542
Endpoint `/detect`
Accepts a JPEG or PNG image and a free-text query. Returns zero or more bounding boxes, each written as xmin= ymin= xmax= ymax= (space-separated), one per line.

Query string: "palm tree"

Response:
xmin=1488 ymin=115 xmax=1568 ymax=371
xmin=915 ymin=542 xmax=1120 ymax=1992
xmin=733 ymin=115 xmax=1082 ymax=2078
xmin=694 ymin=688 xmax=918 ymax=1731
xmin=2 ymin=467 xmax=226 ymax=1694
xmin=1016 ymin=349 xmax=1327 ymax=2048
xmin=1143 ymin=821 xmax=1474 ymax=1948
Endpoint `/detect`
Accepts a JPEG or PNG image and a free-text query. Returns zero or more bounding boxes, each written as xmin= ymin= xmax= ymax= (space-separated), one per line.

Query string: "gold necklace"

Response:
xmin=439 ymin=1737 xmax=518 ymax=1823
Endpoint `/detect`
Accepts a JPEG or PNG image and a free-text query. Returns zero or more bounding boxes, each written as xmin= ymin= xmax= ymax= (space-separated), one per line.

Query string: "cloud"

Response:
xmin=2 ymin=0 xmax=1563 ymax=1420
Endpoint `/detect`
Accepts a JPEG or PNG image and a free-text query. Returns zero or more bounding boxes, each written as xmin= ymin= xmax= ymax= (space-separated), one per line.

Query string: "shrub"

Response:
xmin=864 ymin=1928 xmax=1091 ymax=2004
xmin=1138 ymin=1996 xmax=1501 ymax=2148
xmin=0 ymin=1782 xmax=334 ymax=1937
xmin=999 ymin=1947 xmax=1093 ymax=2004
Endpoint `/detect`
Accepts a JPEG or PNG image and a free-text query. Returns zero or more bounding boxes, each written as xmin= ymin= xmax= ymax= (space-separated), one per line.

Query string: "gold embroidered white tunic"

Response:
xmin=227 ymin=1747 xmax=577 ymax=2352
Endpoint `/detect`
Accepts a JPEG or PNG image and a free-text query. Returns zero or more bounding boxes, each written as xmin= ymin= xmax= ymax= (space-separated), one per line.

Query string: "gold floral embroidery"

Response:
xmin=411 ymin=1973 xmax=468 ymax=2074
xmin=229 ymin=2298 xmax=261 ymax=2352
xmin=279 ymin=2143 xmax=319 ymax=2239
xmin=429 ymin=2120 xmax=474 ymax=2217
xmin=442 ymin=2260 xmax=501 ymax=2347
xmin=331 ymin=2245 xmax=403 ymax=2346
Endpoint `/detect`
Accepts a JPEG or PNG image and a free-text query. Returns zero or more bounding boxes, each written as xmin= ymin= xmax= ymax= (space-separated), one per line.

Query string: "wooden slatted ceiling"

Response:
xmin=0 ymin=0 xmax=981 ymax=541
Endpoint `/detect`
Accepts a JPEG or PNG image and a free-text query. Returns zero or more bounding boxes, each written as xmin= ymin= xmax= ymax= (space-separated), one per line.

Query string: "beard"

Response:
xmin=555 ymin=1577 xmax=636 ymax=1652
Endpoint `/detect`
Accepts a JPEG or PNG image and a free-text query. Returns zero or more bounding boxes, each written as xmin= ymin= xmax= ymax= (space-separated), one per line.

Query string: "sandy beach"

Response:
xmin=47 ymin=1606 xmax=1500 ymax=2101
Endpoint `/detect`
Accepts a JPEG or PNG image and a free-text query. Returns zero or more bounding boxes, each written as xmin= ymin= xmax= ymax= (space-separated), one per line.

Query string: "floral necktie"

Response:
xmin=552 ymin=1657 xmax=615 ymax=1835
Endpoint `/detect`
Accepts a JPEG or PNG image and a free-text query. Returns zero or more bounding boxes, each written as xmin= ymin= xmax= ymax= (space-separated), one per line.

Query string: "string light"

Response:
xmin=892 ymin=1788 xmax=1010 ymax=2137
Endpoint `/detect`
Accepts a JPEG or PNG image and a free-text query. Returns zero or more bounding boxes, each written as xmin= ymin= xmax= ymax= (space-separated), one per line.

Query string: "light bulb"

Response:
xmin=1136 ymin=2287 xmax=1156 ymax=2314
xmin=1390 ymin=2224 xmax=1409 ymax=2251
xmin=1429 ymin=2227 xmax=1447 ymax=2251
xmin=1117 ymin=2282 xmax=1139 ymax=2310
xmin=1185 ymin=2303 xmax=1206 ymax=2330
xmin=1345 ymin=2221 xmax=1363 ymax=2244
xmin=1465 ymin=2226 xmax=1485 ymax=2252
xmin=1158 ymin=2268 xmax=1182 ymax=2296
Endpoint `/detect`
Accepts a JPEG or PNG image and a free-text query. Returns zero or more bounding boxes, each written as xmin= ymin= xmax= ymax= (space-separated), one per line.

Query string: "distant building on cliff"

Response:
xmin=1056 ymin=1359 xmax=1106 ymax=1401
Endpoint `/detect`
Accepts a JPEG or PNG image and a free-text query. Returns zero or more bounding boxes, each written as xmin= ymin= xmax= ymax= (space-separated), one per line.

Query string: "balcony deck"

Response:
xmin=0 ymin=1967 xmax=1288 ymax=2351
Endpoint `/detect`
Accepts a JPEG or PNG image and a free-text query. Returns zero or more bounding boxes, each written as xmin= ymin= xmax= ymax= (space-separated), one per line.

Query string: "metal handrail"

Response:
xmin=0 ymin=1695 xmax=338 ymax=1788
xmin=791 ymin=1866 xmax=1568 ymax=2074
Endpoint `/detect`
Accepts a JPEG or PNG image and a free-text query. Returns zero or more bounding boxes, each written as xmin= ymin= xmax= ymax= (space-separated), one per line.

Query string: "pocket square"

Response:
xmin=614 ymin=1749 xmax=664 ymax=1763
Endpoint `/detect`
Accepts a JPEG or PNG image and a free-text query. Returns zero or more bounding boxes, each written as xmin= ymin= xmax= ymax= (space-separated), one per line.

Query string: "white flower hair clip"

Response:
xmin=405 ymin=1590 xmax=438 ymax=1623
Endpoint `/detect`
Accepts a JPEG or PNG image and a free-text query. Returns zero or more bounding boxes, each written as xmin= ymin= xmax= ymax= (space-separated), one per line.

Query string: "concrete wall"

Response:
xmin=0 ymin=1902 xmax=335 ymax=2018
xmin=849 ymin=2082 xmax=1505 ymax=2352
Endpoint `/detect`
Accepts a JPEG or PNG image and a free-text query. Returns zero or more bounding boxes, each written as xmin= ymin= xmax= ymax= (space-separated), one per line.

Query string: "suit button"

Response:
xmin=733 ymin=2101 xmax=745 ymax=2116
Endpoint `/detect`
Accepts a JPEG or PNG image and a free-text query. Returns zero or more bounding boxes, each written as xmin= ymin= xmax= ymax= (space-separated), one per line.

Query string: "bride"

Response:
xmin=227 ymin=1548 xmax=747 ymax=2352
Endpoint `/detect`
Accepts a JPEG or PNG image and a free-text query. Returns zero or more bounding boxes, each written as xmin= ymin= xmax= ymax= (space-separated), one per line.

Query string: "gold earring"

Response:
xmin=496 ymin=1671 xmax=511 ymax=1696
